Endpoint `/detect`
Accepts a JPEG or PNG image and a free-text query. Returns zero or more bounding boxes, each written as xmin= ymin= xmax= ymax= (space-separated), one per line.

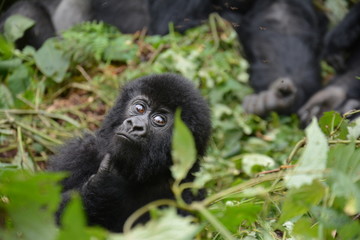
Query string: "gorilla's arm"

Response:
xmin=323 ymin=3 xmax=360 ymax=70
xmin=49 ymin=134 xmax=174 ymax=232
xmin=298 ymin=66 xmax=360 ymax=126
xmin=242 ymin=77 xmax=298 ymax=116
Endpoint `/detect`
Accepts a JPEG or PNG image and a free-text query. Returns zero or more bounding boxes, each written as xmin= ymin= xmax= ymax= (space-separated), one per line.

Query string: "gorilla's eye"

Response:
xmin=153 ymin=115 xmax=166 ymax=126
xmin=135 ymin=104 xmax=146 ymax=114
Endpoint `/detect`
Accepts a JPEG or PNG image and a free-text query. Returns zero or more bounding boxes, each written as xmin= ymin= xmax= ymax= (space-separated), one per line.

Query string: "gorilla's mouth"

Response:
xmin=116 ymin=133 xmax=135 ymax=143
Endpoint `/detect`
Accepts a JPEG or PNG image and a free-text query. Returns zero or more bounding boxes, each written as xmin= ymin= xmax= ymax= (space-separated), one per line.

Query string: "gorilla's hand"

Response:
xmin=298 ymin=86 xmax=347 ymax=125
xmin=82 ymin=153 xmax=121 ymax=191
xmin=243 ymin=77 xmax=297 ymax=116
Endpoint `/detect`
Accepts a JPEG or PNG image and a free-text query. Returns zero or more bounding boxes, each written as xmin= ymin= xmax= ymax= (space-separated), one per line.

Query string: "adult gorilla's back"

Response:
xmin=48 ymin=73 xmax=211 ymax=232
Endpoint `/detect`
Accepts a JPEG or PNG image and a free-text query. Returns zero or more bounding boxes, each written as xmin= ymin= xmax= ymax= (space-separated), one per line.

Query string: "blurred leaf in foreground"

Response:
xmin=0 ymin=170 xmax=64 ymax=240
xmin=171 ymin=109 xmax=196 ymax=181
xmin=111 ymin=208 xmax=199 ymax=240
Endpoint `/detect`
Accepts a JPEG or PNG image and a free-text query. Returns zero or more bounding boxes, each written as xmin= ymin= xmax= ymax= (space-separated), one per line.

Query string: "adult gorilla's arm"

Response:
xmin=322 ymin=2 xmax=360 ymax=71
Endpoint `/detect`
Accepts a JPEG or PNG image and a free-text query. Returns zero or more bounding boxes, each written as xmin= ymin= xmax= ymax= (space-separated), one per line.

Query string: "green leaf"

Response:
xmin=57 ymin=194 xmax=99 ymax=240
xmin=0 ymin=83 xmax=14 ymax=108
xmin=111 ymin=208 xmax=199 ymax=240
xmin=285 ymin=118 xmax=328 ymax=188
xmin=318 ymin=111 xmax=343 ymax=136
xmin=34 ymin=39 xmax=70 ymax=83
xmin=0 ymin=58 xmax=22 ymax=71
xmin=0 ymin=35 xmax=14 ymax=59
xmin=213 ymin=202 xmax=261 ymax=232
xmin=347 ymin=117 xmax=360 ymax=140
xmin=279 ymin=180 xmax=325 ymax=223
xmin=292 ymin=217 xmax=319 ymax=239
xmin=7 ymin=65 xmax=31 ymax=94
xmin=327 ymin=144 xmax=360 ymax=212
xmin=0 ymin=170 xmax=65 ymax=240
xmin=104 ymin=36 xmax=138 ymax=62
xmin=4 ymin=15 xmax=35 ymax=42
xmin=241 ymin=153 xmax=275 ymax=176
xmin=171 ymin=109 xmax=196 ymax=181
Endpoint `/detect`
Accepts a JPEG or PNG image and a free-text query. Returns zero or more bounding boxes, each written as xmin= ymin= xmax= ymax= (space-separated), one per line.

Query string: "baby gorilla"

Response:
xmin=48 ymin=74 xmax=211 ymax=232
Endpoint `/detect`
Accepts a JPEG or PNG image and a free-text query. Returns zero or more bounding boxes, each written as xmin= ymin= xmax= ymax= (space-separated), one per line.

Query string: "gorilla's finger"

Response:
xmin=98 ymin=153 xmax=111 ymax=173
xmin=253 ymin=91 xmax=267 ymax=116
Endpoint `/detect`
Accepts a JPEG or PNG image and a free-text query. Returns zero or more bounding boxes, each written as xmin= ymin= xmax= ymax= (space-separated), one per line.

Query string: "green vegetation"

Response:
xmin=1 ymin=13 xmax=360 ymax=240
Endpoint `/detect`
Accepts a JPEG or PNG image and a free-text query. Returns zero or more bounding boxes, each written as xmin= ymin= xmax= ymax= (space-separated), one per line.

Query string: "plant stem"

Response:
xmin=286 ymin=137 xmax=306 ymax=164
xmin=192 ymin=202 xmax=235 ymax=240
xmin=201 ymin=172 xmax=285 ymax=206
xmin=123 ymin=199 xmax=179 ymax=234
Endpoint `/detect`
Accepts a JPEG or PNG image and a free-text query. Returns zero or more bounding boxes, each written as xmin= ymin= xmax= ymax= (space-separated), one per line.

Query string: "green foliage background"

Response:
xmin=1 ymin=5 xmax=360 ymax=240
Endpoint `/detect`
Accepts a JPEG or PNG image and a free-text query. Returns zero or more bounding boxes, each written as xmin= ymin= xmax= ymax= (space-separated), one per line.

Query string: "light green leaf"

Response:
xmin=34 ymin=40 xmax=70 ymax=83
xmin=279 ymin=180 xmax=325 ymax=223
xmin=0 ymin=170 xmax=65 ymax=240
xmin=241 ymin=153 xmax=275 ymax=176
xmin=4 ymin=15 xmax=35 ymax=42
xmin=347 ymin=117 xmax=360 ymax=140
xmin=285 ymin=118 xmax=328 ymax=188
xmin=111 ymin=208 xmax=199 ymax=240
xmin=171 ymin=109 xmax=196 ymax=181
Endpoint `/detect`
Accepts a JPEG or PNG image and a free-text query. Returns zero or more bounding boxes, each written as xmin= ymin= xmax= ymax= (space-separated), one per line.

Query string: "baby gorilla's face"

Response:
xmin=108 ymin=95 xmax=175 ymax=181
xmin=114 ymin=95 xmax=174 ymax=147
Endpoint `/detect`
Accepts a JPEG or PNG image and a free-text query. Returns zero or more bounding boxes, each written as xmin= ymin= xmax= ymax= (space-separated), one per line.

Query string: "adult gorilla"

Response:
xmin=231 ymin=0 xmax=327 ymax=116
xmin=48 ymin=74 xmax=211 ymax=232
xmin=0 ymin=0 xmax=213 ymax=49
xmin=298 ymin=2 xmax=360 ymax=124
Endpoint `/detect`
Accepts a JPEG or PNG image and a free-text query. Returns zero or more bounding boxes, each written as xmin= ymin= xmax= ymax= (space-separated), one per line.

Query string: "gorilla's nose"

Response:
xmin=126 ymin=117 xmax=147 ymax=137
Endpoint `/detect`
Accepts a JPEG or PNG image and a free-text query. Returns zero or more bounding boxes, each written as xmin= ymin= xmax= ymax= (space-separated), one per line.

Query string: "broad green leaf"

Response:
xmin=338 ymin=221 xmax=360 ymax=240
xmin=0 ymin=34 xmax=14 ymax=58
xmin=57 ymin=194 xmax=104 ymax=240
xmin=34 ymin=39 xmax=70 ymax=83
xmin=292 ymin=217 xmax=318 ymax=239
xmin=0 ymin=83 xmax=14 ymax=108
xmin=171 ymin=109 xmax=196 ymax=181
xmin=0 ymin=58 xmax=22 ymax=71
xmin=285 ymin=118 xmax=328 ymax=188
xmin=8 ymin=65 xmax=31 ymax=94
xmin=279 ymin=180 xmax=325 ymax=223
xmin=0 ymin=170 xmax=65 ymax=240
xmin=318 ymin=111 xmax=343 ymax=136
xmin=327 ymin=144 xmax=360 ymax=211
xmin=212 ymin=202 xmax=261 ymax=232
xmin=4 ymin=15 xmax=35 ymax=42
xmin=111 ymin=208 xmax=199 ymax=240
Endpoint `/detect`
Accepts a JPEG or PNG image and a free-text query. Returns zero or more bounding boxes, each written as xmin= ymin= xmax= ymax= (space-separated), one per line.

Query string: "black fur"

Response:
xmin=0 ymin=0 xmax=213 ymax=48
xmin=298 ymin=3 xmax=360 ymax=125
xmin=233 ymin=0 xmax=327 ymax=116
xmin=48 ymin=74 xmax=211 ymax=232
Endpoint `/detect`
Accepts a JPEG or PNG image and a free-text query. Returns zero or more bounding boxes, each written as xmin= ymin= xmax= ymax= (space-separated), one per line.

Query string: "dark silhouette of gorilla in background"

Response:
xmin=0 ymin=0 xmax=214 ymax=49
xmin=229 ymin=0 xmax=327 ymax=117
xmin=299 ymin=2 xmax=360 ymax=124
xmin=48 ymin=74 xmax=211 ymax=232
